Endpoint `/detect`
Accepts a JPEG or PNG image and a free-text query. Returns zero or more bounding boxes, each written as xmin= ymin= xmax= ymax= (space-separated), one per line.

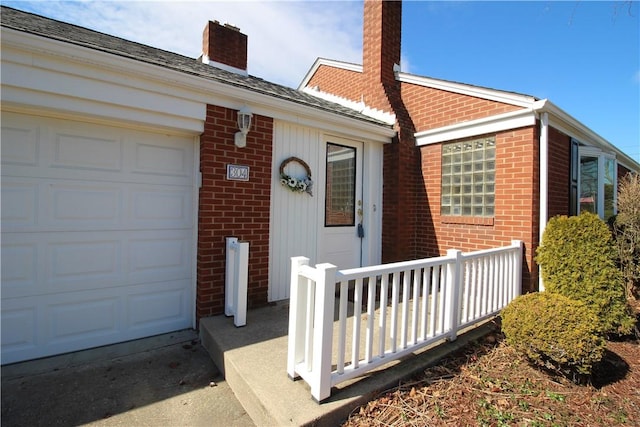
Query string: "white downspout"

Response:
xmin=538 ymin=112 xmax=549 ymax=292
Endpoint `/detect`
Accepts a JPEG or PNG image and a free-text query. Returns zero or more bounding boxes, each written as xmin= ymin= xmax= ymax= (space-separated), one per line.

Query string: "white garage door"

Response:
xmin=1 ymin=112 xmax=197 ymax=364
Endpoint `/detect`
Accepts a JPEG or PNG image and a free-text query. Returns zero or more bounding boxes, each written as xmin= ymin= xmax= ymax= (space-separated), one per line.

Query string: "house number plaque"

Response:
xmin=227 ymin=164 xmax=250 ymax=181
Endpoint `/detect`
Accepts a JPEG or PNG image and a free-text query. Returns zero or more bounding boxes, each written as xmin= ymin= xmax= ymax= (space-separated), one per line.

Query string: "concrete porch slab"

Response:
xmin=200 ymin=300 xmax=498 ymax=427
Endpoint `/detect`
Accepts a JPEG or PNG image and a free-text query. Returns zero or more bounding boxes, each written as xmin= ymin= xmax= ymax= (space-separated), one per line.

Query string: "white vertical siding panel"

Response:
xmin=269 ymin=122 xmax=322 ymax=301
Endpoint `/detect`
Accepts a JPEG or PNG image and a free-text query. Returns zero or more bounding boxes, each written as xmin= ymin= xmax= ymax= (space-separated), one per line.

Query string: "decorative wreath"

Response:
xmin=279 ymin=156 xmax=313 ymax=196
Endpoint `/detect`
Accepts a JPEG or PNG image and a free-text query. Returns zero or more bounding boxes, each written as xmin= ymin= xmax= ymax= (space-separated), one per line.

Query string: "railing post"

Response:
xmin=445 ymin=249 xmax=462 ymax=341
xmin=234 ymin=241 xmax=249 ymax=327
xmin=225 ymin=237 xmax=249 ymax=327
xmin=287 ymin=256 xmax=309 ymax=380
xmin=311 ymin=263 xmax=337 ymax=403
xmin=225 ymin=237 xmax=238 ymax=318
xmin=512 ymin=240 xmax=523 ymax=299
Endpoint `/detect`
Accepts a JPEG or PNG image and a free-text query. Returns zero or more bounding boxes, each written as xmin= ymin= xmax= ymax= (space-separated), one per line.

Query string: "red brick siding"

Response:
xmin=363 ymin=0 xmax=401 ymax=88
xmin=618 ymin=163 xmax=633 ymax=183
xmin=419 ymin=127 xmax=539 ymax=292
xmin=307 ymin=65 xmax=364 ymax=104
xmin=401 ymin=82 xmax=522 ymax=130
xmin=197 ymin=105 xmax=273 ymax=319
xmin=547 ymin=126 xmax=571 ymax=218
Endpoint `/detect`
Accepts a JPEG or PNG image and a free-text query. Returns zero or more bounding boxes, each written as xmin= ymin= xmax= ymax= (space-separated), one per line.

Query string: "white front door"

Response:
xmin=319 ymin=138 xmax=364 ymax=270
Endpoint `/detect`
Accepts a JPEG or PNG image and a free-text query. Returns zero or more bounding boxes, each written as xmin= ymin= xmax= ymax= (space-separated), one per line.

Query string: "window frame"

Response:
xmin=577 ymin=145 xmax=617 ymax=221
xmin=324 ymin=142 xmax=357 ymax=227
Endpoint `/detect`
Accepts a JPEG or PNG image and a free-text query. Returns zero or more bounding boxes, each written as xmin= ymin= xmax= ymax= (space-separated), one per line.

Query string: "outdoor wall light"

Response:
xmin=234 ymin=106 xmax=253 ymax=148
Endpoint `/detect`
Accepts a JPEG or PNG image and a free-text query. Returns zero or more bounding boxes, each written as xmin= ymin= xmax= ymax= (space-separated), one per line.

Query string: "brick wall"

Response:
xmin=197 ymin=105 xmax=273 ymax=319
xmin=547 ymin=126 xmax=571 ymax=218
xmin=401 ymin=83 xmax=521 ymax=130
xmin=419 ymin=127 xmax=539 ymax=292
xmin=307 ymin=65 xmax=363 ymax=103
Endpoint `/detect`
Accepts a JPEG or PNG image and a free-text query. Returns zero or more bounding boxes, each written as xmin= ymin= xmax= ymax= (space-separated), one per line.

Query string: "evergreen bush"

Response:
xmin=536 ymin=212 xmax=634 ymax=335
xmin=501 ymin=292 xmax=606 ymax=378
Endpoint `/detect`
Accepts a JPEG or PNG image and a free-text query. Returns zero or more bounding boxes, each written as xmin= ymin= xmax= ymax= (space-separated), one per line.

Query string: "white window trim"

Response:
xmin=578 ymin=146 xmax=617 ymax=219
xmin=415 ymin=108 xmax=536 ymax=146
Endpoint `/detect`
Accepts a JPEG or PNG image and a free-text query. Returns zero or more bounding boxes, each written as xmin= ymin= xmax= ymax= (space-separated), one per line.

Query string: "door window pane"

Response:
xmin=325 ymin=143 xmax=356 ymax=226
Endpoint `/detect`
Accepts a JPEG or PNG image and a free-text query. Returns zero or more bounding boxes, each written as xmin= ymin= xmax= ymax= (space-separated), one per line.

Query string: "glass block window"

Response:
xmin=441 ymin=137 xmax=496 ymax=217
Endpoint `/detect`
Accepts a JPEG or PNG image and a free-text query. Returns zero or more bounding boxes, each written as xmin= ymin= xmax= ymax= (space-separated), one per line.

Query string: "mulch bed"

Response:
xmin=343 ymin=303 xmax=640 ymax=427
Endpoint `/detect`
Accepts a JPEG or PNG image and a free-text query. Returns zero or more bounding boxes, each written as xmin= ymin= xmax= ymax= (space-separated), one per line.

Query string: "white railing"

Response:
xmin=287 ymin=240 xmax=523 ymax=402
xmin=225 ymin=237 xmax=249 ymax=327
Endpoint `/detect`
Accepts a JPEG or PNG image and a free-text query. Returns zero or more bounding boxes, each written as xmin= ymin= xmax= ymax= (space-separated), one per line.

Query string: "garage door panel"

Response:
xmin=127 ymin=280 xmax=190 ymax=331
xmin=50 ymin=183 xmax=122 ymax=226
xmin=130 ymin=185 xmax=192 ymax=228
xmin=1 ymin=180 xmax=38 ymax=228
xmin=1 ymin=122 xmax=39 ymax=167
xmin=49 ymin=239 xmax=121 ymax=289
xmin=2 ymin=278 xmax=193 ymax=364
xmin=3 ymin=180 xmax=194 ymax=232
xmin=50 ymin=132 xmax=123 ymax=172
xmin=129 ymin=234 xmax=191 ymax=283
xmin=1 ymin=112 xmax=196 ymax=364
xmin=1 ymin=241 xmax=38 ymax=297
xmin=1 ymin=305 xmax=38 ymax=357
xmin=48 ymin=295 xmax=120 ymax=345
xmin=132 ymin=142 xmax=189 ymax=177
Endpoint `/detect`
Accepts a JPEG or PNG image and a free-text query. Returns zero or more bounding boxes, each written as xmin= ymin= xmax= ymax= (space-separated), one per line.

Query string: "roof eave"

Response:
xmin=534 ymin=100 xmax=640 ymax=171
xmin=2 ymin=26 xmax=394 ymax=143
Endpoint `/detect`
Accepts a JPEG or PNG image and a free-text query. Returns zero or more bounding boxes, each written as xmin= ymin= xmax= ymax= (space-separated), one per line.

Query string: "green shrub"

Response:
xmin=612 ymin=173 xmax=640 ymax=299
xmin=501 ymin=292 xmax=606 ymax=378
xmin=536 ymin=212 xmax=635 ymax=335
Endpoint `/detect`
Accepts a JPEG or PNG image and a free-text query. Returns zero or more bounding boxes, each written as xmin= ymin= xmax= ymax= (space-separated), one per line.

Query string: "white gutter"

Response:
xmin=538 ymin=112 xmax=549 ymax=292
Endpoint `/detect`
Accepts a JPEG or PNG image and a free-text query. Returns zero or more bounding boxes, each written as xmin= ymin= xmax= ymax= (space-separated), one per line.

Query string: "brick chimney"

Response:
xmin=362 ymin=0 xmax=402 ymax=112
xmin=200 ymin=20 xmax=248 ymax=73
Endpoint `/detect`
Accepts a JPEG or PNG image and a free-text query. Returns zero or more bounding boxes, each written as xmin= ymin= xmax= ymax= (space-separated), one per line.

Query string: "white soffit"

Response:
xmin=301 ymin=86 xmax=396 ymax=126
xmin=415 ymin=108 xmax=536 ymax=146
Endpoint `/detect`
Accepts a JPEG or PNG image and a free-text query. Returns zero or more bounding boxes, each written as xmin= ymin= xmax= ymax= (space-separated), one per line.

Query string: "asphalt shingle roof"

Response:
xmin=0 ymin=6 xmax=392 ymax=129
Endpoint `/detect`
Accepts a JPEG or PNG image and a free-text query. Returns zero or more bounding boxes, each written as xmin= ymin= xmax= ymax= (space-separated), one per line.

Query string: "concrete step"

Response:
xmin=199 ymin=300 xmax=496 ymax=427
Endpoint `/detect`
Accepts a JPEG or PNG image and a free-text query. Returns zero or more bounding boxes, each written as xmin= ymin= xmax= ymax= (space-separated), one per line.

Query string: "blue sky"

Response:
xmin=2 ymin=1 xmax=639 ymax=163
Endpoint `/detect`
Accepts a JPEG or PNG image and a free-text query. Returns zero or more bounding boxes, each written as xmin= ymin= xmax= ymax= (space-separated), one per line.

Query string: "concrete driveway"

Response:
xmin=1 ymin=330 xmax=254 ymax=427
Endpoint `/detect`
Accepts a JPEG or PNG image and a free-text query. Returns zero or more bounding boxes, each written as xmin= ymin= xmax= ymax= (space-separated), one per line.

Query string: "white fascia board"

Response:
xmin=415 ymin=108 xmax=536 ymax=146
xmin=397 ymin=72 xmax=536 ymax=108
xmin=297 ymin=57 xmax=362 ymax=90
xmin=534 ymin=100 xmax=640 ymax=171
xmin=2 ymin=58 xmax=206 ymax=128
xmin=1 ymin=88 xmax=204 ymax=135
